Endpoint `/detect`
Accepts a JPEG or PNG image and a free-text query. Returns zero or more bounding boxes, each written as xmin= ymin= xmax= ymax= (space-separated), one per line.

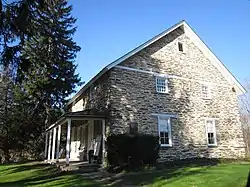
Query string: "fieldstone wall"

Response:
xmin=108 ymin=27 xmax=246 ymax=159
xmin=68 ymin=26 xmax=246 ymax=160
xmin=69 ymin=73 xmax=111 ymax=113
xmin=68 ymin=72 xmax=112 ymax=135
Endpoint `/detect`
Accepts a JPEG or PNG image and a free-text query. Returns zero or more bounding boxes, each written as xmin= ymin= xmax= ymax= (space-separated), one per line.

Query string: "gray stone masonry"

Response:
xmin=69 ymin=27 xmax=246 ymax=160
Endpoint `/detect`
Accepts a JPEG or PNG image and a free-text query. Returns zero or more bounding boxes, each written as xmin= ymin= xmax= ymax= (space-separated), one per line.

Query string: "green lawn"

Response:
xmin=0 ymin=161 xmax=249 ymax=187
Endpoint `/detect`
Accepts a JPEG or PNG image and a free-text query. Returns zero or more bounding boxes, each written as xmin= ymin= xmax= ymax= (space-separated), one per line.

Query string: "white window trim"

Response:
xmin=115 ymin=65 xmax=232 ymax=88
xmin=152 ymin=113 xmax=177 ymax=118
xmin=205 ymin=118 xmax=217 ymax=146
xmin=155 ymin=76 xmax=169 ymax=93
xmin=201 ymin=84 xmax=212 ymax=99
xmin=157 ymin=115 xmax=172 ymax=147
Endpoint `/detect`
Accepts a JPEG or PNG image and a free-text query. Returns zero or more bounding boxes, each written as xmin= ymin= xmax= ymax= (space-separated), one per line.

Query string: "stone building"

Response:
xmin=44 ymin=20 xmax=246 ymax=165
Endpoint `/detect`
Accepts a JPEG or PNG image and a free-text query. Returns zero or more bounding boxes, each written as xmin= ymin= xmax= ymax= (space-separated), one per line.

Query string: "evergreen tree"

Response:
xmin=20 ymin=0 xmax=81 ymax=128
xmin=0 ymin=0 xmax=48 ymax=75
xmin=0 ymin=0 xmax=41 ymax=162
xmin=0 ymin=68 xmax=45 ymax=162
xmin=0 ymin=0 xmax=81 ymax=161
xmin=0 ymin=68 xmax=13 ymax=162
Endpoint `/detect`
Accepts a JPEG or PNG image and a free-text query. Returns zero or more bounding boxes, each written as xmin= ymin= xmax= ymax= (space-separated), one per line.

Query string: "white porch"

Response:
xmin=44 ymin=111 xmax=106 ymax=166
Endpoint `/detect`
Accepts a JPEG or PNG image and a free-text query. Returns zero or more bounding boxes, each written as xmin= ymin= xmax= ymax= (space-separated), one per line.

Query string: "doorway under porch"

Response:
xmin=44 ymin=110 xmax=106 ymax=166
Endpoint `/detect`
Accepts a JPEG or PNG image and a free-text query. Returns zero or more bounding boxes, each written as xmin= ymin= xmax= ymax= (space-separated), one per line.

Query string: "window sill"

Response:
xmin=160 ymin=144 xmax=172 ymax=148
xmin=156 ymin=91 xmax=169 ymax=94
xmin=201 ymin=97 xmax=212 ymax=100
xmin=208 ymin=144 xmax=217 ymax=147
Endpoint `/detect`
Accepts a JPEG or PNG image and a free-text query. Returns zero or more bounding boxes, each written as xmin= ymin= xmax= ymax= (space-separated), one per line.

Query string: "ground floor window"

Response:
xmin=205 ymin=119 xmax=217 ymax=146
xmin=158 ymin=116 xmax=172 ymax=147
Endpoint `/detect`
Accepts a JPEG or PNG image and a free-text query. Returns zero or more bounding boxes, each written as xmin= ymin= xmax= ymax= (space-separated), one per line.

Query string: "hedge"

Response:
xmin=107 ymin=134 xmax=160 ymax=170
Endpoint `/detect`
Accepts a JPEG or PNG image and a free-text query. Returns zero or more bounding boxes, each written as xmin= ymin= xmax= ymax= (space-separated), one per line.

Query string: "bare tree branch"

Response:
xmin=239 ymin=81 xmax=250 ymax=155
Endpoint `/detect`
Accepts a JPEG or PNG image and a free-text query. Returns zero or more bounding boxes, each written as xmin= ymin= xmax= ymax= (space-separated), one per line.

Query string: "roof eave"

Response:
xmin=66 ymin=21 xmax=186 ymax=107
xmin=67 ymin=20 xmax=246 ymax=107
xmin=182 ymin=22 xmax=246 ymax=95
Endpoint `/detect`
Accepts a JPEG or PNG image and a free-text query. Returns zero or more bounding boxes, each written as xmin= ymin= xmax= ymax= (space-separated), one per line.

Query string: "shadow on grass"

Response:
xmin=247 ymin=171 xmax=250 ymax=187
xmin=0 ymin=162 xmax=103 ymax=187
xmin=0 ymin=163 xmax=53 ymax=176
xmin=0 ymin=159 xmax=219 ymax=187
xmin=97 ymin=158 xmax=249 ymax=186
xmin=0 ymin=159 xmax=249 ymax=187
xmin=64 ymin=158 xmax=221 ymax=186
xmin=102 ymin=158 xmax=219 ymax=186
xmin=0 ymin=174 xmax=104 ymax=187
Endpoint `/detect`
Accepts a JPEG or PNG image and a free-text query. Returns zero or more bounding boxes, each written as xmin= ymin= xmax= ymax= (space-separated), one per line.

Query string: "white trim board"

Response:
xmin=115 ymin=65 xmax=232 ymax=88
xmin=183 ymin=23 xmax=245 ymax=95
xmin=67 ymin=20 xmax=245 ymax=107
xmin=152 ymin=113 xmax=178 ymax=118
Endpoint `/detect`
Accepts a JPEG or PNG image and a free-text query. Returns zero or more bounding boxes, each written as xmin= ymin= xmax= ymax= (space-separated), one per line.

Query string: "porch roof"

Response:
xmin=45 ymin=109 xmax=107 ymax=132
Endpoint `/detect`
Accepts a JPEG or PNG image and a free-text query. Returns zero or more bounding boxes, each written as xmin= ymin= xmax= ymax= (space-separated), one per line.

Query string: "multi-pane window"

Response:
xmin=156 ymin=77 xmax=168 ymax=93
xmin=206 ymin=119 xmax=217 ymax=146
xmin=158 ymin=117 xmax=172 ymax=146
xmin=201 ymin=84 xmax=211 ymax=99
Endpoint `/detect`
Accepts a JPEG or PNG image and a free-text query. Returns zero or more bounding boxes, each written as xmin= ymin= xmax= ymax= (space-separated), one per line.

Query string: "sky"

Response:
xmin=70 ymin=0 xmax=250 ymax=89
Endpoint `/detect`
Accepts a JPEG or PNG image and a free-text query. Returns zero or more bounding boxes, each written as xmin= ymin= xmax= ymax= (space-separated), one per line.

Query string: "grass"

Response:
xmin=0 ymin=161 xmax=249 ymax=186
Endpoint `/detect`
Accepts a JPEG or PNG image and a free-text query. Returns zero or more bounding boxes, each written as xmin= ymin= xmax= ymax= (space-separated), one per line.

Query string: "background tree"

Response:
xmin=0 ymin=0 xmax=49 ymax=75
xmin=0 ymin=67 xmax=15 ymax=162
xmin=0 ymin=0 xmax=81 ymax=162
xmin=0 ymin=66 xmax=46 ymax=162
xmin=20 ymin=0 xmax=81 ymax=129
xmin=239 ymin=82 xmax=250 ymax=156
xmin=0 ymin=0 xmax=46 ymax=162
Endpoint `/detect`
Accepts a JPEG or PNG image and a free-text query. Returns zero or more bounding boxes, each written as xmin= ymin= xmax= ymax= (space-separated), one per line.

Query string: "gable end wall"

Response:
xmin=108 ymin=28 xmax=246 ymax=160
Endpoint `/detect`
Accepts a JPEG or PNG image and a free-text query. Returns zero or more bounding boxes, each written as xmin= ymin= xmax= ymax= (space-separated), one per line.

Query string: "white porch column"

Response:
xmin=47 ymin=130 xmax=52 ymax=161
xmin=52 ymin=127 xmax=57 ymax=161
xmin=56 ymin=125 xmax=61 ymax=162
xmin=44 ymin=132 xmax=48 ymax=160
xmin=102 ymin=119 xmax=106 ymax=166
xmin=66 ymin=119 xmax=71 ymax=165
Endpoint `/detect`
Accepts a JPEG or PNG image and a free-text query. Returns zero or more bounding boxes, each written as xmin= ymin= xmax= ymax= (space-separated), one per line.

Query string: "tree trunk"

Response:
xmin=44 ymin=101 xmax=51 ymax=130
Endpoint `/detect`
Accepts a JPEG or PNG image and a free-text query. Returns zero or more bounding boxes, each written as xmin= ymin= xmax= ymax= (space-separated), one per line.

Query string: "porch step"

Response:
xmin=78 ymin=164 xmax=101 ymax=173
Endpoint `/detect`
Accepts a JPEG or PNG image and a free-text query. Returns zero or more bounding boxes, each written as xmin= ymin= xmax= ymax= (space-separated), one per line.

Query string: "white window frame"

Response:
xmin=205 ymin=118 xmax=217 ymax=146
xmin=201 ymin=84 xmax=211 ymax=99
xmin=157 ymin=116 xmax=172 ymax=147
xmin=156 ymin=76 xmax=168 ymax=93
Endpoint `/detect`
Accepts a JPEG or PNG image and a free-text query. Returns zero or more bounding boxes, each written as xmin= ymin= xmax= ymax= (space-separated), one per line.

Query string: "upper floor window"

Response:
xmin=156 ymin=76 xmax=168 ymax=93
xmin=205 ymin=119 xmax=217 ymax=146
xmin=178 ymin=42 xmax=184 ymax=52
xmin=158 ymin=116 xmax=172 ymax=147
xmin=201 ymin=84 xmax=211 ymax=99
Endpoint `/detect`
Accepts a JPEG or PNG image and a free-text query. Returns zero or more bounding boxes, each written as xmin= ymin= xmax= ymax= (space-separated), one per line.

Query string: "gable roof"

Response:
xmin=67 ymin=20 xmax=246 ymax=106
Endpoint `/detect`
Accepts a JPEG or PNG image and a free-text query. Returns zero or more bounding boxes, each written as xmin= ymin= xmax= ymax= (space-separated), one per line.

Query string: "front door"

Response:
xmin=70 ymin=126 xmax=81 ymax=160
xmin=87 ymin=121 xmax=94 ymax=152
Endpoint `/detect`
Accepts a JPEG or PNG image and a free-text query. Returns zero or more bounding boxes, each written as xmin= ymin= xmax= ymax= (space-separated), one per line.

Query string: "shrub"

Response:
xmin=107 ymin=134 xmax=160 ymax=171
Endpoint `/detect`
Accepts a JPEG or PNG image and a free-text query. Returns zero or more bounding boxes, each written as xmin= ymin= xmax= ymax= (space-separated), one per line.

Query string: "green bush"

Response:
xmin=107 ymin=134 xmax=160 ymax=171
